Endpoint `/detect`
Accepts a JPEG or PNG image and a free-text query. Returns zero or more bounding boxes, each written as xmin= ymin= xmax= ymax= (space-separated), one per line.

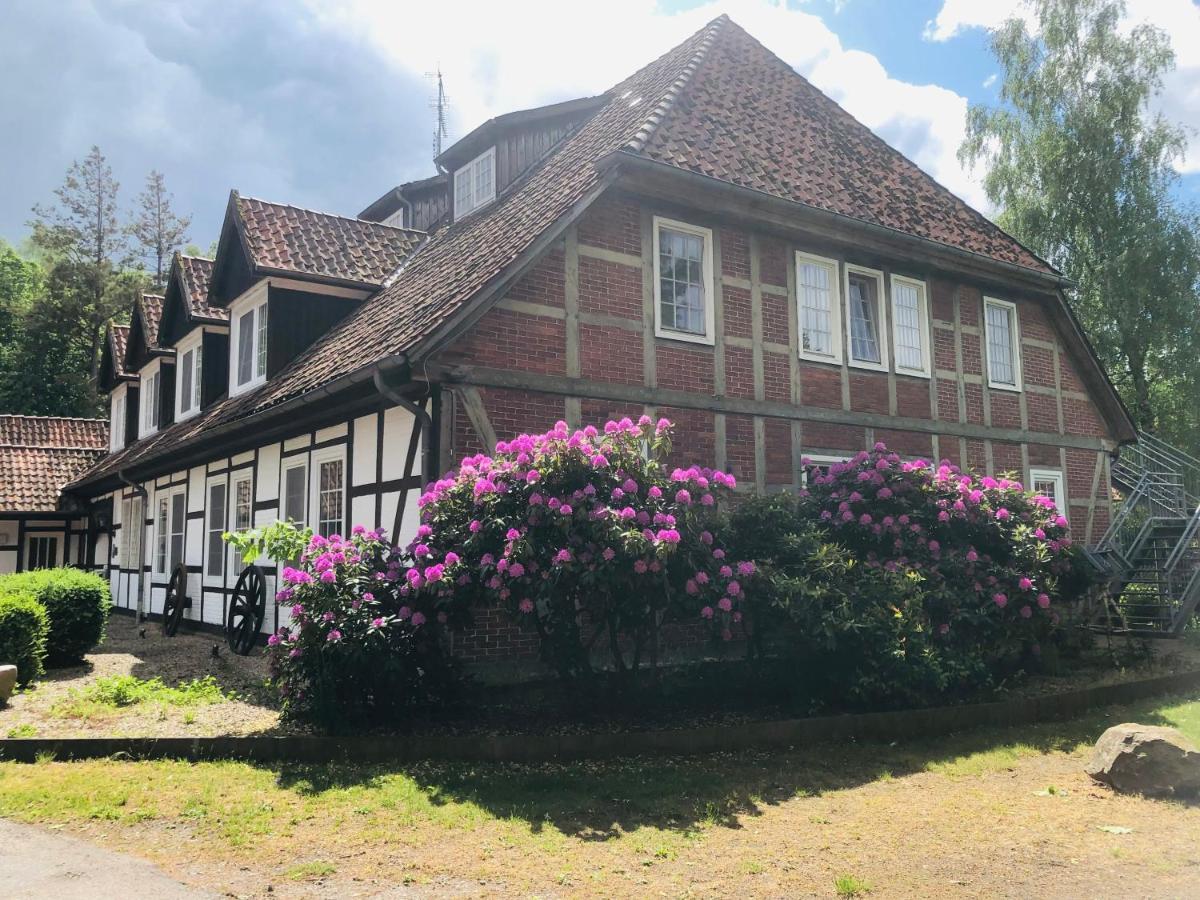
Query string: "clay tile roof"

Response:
xmin=235 ymin=196 xmax=426 ymax=287
xmin=178 ymin=255 xmax=223 ymax=321
xmin=633 ymin=21 xmax=1053 ymax=274
xmin=138 ymin=293 xmax=166 ymax=348
xmin=110 ymin=324 xmax=130 ymax=377
xmin=0 ymin=416 xmax=108 ymax=512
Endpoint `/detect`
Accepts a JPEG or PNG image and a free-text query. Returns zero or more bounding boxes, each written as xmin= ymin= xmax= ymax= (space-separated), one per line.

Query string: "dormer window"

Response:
xmin=229 ymin=285 xmax=268 ymax=396
xmin=453 ymin=147 xmax=496 ymax=219
xmin=109 ymin=385 xmax=127 ymax=452
xmin=139 ymin=361 xmax=162 ymax=439
xmin=176 ymin=332 xmax=203 ymax=419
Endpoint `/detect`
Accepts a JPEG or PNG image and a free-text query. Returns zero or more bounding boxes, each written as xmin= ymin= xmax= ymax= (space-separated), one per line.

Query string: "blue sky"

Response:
xmin=1 ymin=0 xmax=1196 ymax=253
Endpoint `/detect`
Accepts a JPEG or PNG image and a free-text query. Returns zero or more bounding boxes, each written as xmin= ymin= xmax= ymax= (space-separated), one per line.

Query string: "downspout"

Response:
xmin=118 ymin=469 xmax=149 ymax=624
xmin=372 ymin=358 xmax=433 ymax=539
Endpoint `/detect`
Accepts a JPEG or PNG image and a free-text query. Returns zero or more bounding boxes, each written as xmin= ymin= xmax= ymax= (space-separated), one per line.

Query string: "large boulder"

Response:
xmin=0 ymin=664 xmax=15 ymax=703
xmin=1086 ymin=723 xmax=1200 ymax=797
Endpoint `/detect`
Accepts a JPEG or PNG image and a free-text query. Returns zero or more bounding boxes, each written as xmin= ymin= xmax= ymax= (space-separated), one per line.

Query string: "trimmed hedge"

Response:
xmin=0 ymin=589 xmax=49 ymax=685
xmin=0 ymin=569 xmax=109 ymax=666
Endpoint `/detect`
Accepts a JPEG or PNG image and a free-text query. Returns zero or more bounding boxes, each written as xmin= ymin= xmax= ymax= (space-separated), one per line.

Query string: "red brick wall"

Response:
xmin=431 ymin=189 xmax=1122 ymax=666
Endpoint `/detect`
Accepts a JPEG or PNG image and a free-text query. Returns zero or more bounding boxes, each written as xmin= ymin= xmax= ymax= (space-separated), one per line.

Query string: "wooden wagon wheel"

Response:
xmin=162 ymin=562 xmax=189 ymax=637
xmin=226 ymin=564 xmax=266 ymax=655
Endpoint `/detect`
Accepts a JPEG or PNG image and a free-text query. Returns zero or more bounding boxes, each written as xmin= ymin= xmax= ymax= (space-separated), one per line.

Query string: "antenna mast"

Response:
xmin=426 ymin=67 xmax=449 ymax=165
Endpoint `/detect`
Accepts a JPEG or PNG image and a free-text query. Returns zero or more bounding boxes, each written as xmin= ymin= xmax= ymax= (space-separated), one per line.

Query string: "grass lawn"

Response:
xmin=2 ymin=693 xmax=1199 ymax=898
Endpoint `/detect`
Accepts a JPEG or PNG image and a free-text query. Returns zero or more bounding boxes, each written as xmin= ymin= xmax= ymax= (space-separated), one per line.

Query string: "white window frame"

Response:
xmin=795 ymin=251 xmax=844 ymax=364
xmin=231 ymin=470 xmax=254 ymax=534
xmin=176 ymin=330 xmax=203 ymax=420
xmin=229 ymin=283 xmax=269 ymax=397
xmin=843 ymin=264 xmax=889 ymax=372
xmin=453 ymin=146 xmax=496 ymax=219
xmin=204 ymin=475 xmax=228 ymax=583
xmin=310 ymin=446 xmax=347 ymax=538
xmin=889 ymin=274 xmax=931 ymax=379
xmin=800 ymin=453 xmax=850 ymax=487
xmin=1029 ymin=468 xmax=1066 ymax=510
xmin=138 ymin=360 xmax=162 ymax=439
xmin=280 ymin=458 xmax=309 ymax=527
xmin=122 ymin=494 xmax=142 ymax=571
xmin=153 ymin=484 xmax=186 ymax=577
xmin=652 ymin=216 xmax=715 ymax=346
xmin=109 ymin=384 xmax=127 ymax=452
xmin=984 ymin=296 xmax=1023 ymax=392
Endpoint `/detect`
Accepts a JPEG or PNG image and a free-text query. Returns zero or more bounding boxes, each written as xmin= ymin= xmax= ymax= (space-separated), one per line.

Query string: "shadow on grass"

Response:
xmin=264 ymin=691 xmax=1196 ymax=840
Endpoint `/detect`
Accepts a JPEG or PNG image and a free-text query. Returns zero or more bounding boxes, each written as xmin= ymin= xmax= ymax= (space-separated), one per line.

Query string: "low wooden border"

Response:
xmin=3 ymin=669 xmax=1199 ymax=765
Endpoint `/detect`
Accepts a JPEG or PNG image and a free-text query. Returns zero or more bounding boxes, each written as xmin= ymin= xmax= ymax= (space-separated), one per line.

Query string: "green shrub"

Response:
xmin=0 ymin=589 xmax=49 ymax=685
xmin=0 ymin=569 xmax=109 ymax=666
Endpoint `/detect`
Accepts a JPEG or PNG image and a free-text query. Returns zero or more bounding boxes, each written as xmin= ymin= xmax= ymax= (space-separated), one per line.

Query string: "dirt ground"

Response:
xmin=0 ymin=613 xmax=280 ymax=738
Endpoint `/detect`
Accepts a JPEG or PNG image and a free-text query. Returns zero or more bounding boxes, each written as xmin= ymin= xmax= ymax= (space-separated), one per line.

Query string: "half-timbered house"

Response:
xmin=41 ymin=16 xmax=1198 ymax=650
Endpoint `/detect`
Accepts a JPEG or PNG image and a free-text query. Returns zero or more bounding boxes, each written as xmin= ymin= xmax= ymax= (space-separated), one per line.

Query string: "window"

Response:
xmin=230 ymin=291 xmax=268 ymax=395
xmin=844 ymin=266 xmax=887 ymax=370
xmin=653 ymin=217 xmax=715 ymax=345
xmin=232 ymin=471 xmax=253 ymax=532
xmin=453 ymin=146 xmax=496 ymax=218
xmin=139 ymin=364 xmax=161 ymax=438
xmin=205 ymin=478 xmax=227 ymax=579
xmin=109 ymin=387 xmax=126 ymax=452
xmin=120 ymin=495 xmax=141 ymax=568
xmin=984 ymin=297 xmax=1022 ymax=390
xmin=312 ymin=449 xmax=345 ymax=538
xmin=177 ymin=335 xmax=203 ymax=418
xmin=796 ymin=252 xmax=842 ymax=362
xmin=282 ymin=460 xmax=308 ymax=525
xmin=27 ymin=536 xmax=58 ymax=570
xmin=154 ymin=486 xmax=186 ymax=576
xmin=1029 ymin=468 xmax=1066 ymax=510
xmin=800 ymin=454 xmax=849 ymax=487
xmin=890 ymin=275 xmax=931 ymax=377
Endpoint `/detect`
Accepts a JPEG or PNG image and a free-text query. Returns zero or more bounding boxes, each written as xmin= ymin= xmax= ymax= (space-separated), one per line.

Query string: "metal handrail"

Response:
xmin=1097 ymin=474 xmax=1148 ymax=554
xmin=1164 ymin=503 xmax=1200 ymax=575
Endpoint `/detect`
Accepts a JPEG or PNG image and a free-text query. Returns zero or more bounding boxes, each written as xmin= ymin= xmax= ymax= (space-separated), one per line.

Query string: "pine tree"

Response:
xmin=129 ymin=170 xmax=191 ymax=289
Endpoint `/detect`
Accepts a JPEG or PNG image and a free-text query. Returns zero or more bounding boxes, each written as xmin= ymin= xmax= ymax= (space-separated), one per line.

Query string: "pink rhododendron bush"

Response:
xmin=406 ymin=417 xmax=749 ymax=683
xmin=232 ymin=524 xmax=463 ymax=730
xmin=727 ymin=444 xmax=1097 ymax=707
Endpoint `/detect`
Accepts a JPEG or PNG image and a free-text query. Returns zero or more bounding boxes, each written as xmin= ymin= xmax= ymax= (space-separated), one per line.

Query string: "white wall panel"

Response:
xmin=352 ymin=413 xmax=377 ymax=486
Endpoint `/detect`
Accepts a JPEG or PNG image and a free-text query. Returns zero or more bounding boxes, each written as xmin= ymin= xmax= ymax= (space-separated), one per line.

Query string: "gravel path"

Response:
xmin=0 ymin=818 xmax=216 ymax=898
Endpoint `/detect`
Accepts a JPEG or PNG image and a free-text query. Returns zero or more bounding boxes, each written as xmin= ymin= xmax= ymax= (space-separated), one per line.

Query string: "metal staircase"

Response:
xmin=1092 ymin=432 xmax=1200 ymax=635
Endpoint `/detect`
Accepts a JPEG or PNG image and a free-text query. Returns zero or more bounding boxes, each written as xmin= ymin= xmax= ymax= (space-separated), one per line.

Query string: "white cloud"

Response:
xmin=925 ymin=0 xmax=1200 ymax=174
xmin=983 ymin=73 xmax=997 ymax=89
xmin=308 ymin=0 xmax=992 ymax=210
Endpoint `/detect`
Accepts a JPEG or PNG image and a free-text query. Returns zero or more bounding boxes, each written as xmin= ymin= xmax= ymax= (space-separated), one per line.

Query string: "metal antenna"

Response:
xmin=425 ymin=67 xmax=449 ymax=163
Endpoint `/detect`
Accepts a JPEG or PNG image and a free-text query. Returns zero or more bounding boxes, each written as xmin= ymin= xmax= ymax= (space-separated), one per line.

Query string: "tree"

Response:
xmin=960 ymin=0 xmax=1200 ymax=447
xmin=28 ymin=146 xmax=130 ymax=388
xmin=129 ymin=170 xmax=190 ymax=289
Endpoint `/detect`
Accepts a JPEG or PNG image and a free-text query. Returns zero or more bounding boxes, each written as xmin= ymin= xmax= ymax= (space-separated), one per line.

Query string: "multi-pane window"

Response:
xmin=120 ymin=495 xmax=141 ymax=568
xmin=890 ymin=275 xmax=930 ymax=376
xmin=110 ymin=388 xmax=126 ymax=451
xmin=653 ymin=217 xmax=714 ymax=344
xmin=453 ymin=147 xmax=496 ymax=218
xmin=800 ymin=454 xmax=849 ymax=488
xmin=28 ymin=536 xmax=57 ymax=569
xmin=205 ymin=480 xmax=227 ymax=579
xmin=140 ymin=368 xmax=161 ymax=436
xmin=315 ymin=458 xmax=344 ymax=537
xmin=984 ymin=297 xmax=1021 ymax=389
xmin=282 ymin=462 xmax=307 ymax=525
xmin=232 ymin=473 xmax=253 ymax=532
xmin=178 ymin=341 xmax=202 ymax=417
xmin=845 ymin=267 xmax=886 ymax=368
xmin=1029 ymin=468 xmax=1065 ymax=510
xmin=797 ymin=253 xmax=841 ymax=361
xmin=154 ymin=488 xmax=185 ymax=576
xmin=233 ymin=297 xmax=268 ymax=393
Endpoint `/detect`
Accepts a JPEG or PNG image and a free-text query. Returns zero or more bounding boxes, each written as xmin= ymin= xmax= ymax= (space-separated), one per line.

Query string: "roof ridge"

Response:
xmin=624 ymin=14 xmax=727 ymax=154
xmin=235 ymin=193 xmax=428 ymax=238
xmin=178 ymin=253 xmax=214 ymax=264
xmin=0 ymin=414 xmax=106 ymax=424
